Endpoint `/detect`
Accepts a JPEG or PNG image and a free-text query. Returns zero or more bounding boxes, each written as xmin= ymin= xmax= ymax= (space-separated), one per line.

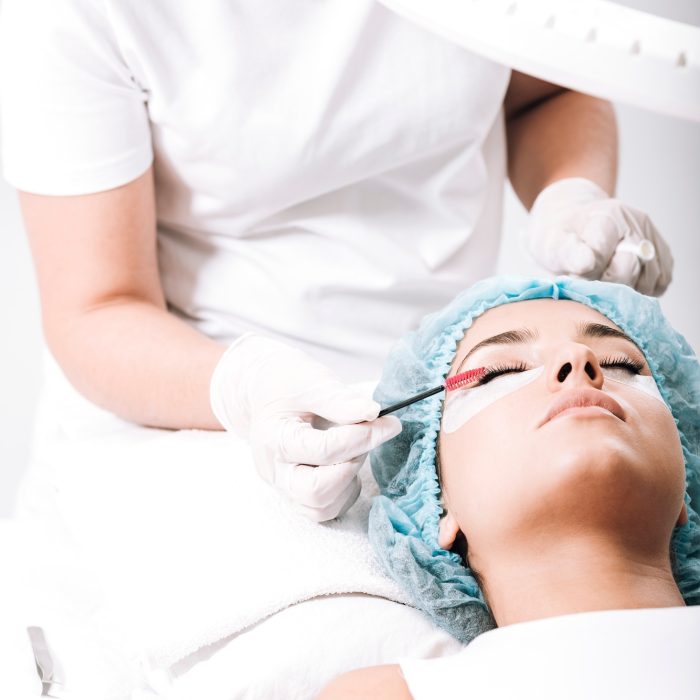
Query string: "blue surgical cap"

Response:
xmin=369 ymin=275 xmax=700 ymax=643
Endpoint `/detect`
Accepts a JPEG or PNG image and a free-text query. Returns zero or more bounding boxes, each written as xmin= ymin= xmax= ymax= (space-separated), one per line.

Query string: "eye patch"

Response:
xmin=442 ymin=366 xmax=543 ymax=433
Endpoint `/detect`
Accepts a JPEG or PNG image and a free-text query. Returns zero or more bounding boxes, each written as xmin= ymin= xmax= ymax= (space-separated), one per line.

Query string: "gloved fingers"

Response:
xmin=528 ymin=227 xmax=595 ymax=276
xmin=546 ymin=229 xmax=597 ymax=276
xmin=634 ymin=254 xmax=662 ymax=296
xmin=652 ymin=244 xmax=673 ymax=296
xmin=595 ymin=206 xmax=673 ymax=295
xmin=331 ymin=474 xmax=363 ymax=519
xmin=618 ymin=208 xmax=656 ymax=294
xmin=279 ymin=415 xmax=402 ymax=466
xmin=577 ymin=203 xmax=626 ymax=275
xmin=291 ymin=379 xmax=380 ymax=425
xmin=601 ymin=243 xmax=642 ymax=288
xmin=640 ymin=213 xmax=674 ymax=296
xmin=290 ymin=474 xmax=362 ymax=523
xmin=288 ymin=455 xmax=365 ymax=510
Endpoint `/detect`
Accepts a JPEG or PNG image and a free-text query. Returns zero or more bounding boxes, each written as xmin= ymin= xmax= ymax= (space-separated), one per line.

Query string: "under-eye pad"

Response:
xmin=601 ymin=368 xmax=666 ymax=405
xmin=442 ymin=366 xmax=544 ymax=433
xmin=368 ymin=275 xmax=700 ymax=644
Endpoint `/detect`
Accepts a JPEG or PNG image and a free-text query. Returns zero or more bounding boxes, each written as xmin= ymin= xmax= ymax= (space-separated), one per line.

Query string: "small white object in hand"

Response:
xmin=616 ymin=239 xmax=656 ymax=263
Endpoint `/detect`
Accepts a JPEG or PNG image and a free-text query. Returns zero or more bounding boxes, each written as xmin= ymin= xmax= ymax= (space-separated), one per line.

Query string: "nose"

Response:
xmin=545 ymin=342 xmax=604 ymax=392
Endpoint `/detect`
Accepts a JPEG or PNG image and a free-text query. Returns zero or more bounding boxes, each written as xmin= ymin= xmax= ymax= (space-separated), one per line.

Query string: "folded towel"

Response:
xmin=20 ymin=352 xmax=412 ymax=671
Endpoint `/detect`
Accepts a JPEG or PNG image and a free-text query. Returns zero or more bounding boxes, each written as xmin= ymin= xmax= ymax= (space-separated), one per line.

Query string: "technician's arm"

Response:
xmin=504 ymin=70 xmax=617 ymax=209
xmin=19 ymin=167 xmax=226 ymax=430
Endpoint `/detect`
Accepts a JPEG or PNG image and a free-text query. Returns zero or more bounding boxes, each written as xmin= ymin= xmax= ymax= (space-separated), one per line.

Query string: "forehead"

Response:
xmin=460 ymin=299 xmax=617 ymax=348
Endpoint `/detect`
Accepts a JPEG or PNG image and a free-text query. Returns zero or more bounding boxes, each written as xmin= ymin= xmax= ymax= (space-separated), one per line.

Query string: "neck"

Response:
xmin=481 ymin=535 xmax=685 ymax=627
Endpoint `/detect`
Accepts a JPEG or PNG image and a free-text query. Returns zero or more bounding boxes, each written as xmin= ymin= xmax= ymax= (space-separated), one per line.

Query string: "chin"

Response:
xmin=531 ymin=433 xmax=655 ymax=522
xmin=541 ymin=418 xmax=633 ymax=469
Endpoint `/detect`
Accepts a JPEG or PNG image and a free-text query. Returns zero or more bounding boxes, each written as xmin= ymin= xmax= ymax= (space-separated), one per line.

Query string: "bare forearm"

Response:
xmin=47 ymin=300 xmax=226 ymax=430
xmin=506 ymin=91 xmax=618 ymax=210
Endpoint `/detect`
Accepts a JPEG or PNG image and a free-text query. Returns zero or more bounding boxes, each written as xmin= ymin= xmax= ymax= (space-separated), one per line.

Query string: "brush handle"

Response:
xmin=376 ymin=367 xmax=486 ymax=417
xmin=377 ymin=384 xmax=444 ymax=417
xmin=617 ymin=239 xmax=656 ymax=262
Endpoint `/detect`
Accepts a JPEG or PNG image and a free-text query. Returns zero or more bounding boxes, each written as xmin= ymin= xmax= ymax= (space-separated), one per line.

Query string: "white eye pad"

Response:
xmin=601 ymin=367 xmax=666 ymax=405
xmin=442 ymin=366 xmax=544 ymax=434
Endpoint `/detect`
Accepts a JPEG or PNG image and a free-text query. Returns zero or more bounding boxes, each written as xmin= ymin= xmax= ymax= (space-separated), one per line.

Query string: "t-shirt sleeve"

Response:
xmin=0 ymin=0 xmax=152 ymax=195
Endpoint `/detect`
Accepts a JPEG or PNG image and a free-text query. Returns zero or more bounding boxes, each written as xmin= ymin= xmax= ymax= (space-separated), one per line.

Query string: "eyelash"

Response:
xmin=476 ymin=361 xmax=528 ymax=385
xmin=599 ymin=355 xmax=645 ymax=374
xmin=476 ymin=355 xmax=644 ymax=385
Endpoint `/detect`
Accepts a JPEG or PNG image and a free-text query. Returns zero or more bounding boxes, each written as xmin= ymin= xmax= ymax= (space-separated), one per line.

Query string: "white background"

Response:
xmin=1 ymin=0 xmax=699 ymax=516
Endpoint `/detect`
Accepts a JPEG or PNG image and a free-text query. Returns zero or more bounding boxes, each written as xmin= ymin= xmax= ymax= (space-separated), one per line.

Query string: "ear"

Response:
xmin=676 ymin=501 xmax=688 ymax=527
xmin=438 ymin=510 xmax=462 ymax=550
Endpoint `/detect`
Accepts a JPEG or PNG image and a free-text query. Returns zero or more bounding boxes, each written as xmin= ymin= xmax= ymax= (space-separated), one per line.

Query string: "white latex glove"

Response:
xmin=526 ymin=177 xmax=673 ymax=296
xmin=210 ymin=334 xmax=402 ymax=522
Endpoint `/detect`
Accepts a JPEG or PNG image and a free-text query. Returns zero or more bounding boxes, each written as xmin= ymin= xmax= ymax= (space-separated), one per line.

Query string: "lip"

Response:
xmin=538 ymin=388 xmax=626 ymax=428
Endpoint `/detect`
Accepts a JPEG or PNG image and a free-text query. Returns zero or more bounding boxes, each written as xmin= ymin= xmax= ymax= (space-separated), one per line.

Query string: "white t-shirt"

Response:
xmin=400 ymin=606 xmax=700 ymax=700
xmin=0 ymin=0 xmax=510 ymax=380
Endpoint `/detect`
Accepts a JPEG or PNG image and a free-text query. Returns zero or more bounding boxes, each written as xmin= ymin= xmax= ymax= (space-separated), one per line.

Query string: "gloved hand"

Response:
xmin=210 ymin=334 xmax=402 ymax=522
xmin=526 ymin=177 xmax=673 ymax=296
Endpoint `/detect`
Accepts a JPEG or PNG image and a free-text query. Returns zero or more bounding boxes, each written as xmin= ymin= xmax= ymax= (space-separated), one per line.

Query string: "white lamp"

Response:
xmin=378 ymin=0 xmax=700 ymax=122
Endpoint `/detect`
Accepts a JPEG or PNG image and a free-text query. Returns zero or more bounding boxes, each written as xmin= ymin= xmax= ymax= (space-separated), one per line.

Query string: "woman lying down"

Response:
xmin=319 ymin=276 xmax=700 ymax=699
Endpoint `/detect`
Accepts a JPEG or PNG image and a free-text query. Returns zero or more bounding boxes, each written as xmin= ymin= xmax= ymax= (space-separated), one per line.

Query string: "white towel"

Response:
xmin=20 ymin=352 xmax=413 ymax=672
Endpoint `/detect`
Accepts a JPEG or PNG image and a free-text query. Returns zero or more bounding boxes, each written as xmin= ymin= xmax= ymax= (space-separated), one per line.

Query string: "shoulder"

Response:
xmin=316 ymin=664 xmax=414 ymax=700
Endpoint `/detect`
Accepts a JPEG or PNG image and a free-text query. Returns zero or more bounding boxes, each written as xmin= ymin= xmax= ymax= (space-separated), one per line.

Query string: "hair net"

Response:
xmin=369 ymin=275 xmax=700 ymax=643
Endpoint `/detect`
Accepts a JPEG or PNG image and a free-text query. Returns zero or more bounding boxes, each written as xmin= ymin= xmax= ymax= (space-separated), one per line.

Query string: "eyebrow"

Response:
xmin=454 ymin=321 xmax=639 ymax=373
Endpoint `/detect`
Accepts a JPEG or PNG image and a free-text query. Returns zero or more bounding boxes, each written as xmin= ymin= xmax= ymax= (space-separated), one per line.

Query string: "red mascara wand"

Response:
xmin=377 ymin=367 xmax=486 ymax=417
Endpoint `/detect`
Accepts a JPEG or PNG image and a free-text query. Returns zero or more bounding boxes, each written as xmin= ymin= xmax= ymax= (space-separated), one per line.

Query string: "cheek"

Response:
xmin=439 ymin=397 xmax=531 ymax=527
xmin=637 ymin=404 xmax=686 ymax=491
xmin=608 ymin=385 xmax=685 ymax=480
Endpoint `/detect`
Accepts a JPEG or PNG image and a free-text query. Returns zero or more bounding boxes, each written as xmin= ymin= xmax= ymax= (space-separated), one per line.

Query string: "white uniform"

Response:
xmin=0 ymin=0 xmax=510 ymax=380
xmin=400 ymin=606 xmax=700 ymax=700
xmin=1 ymin=1 xmax=510 ymax=694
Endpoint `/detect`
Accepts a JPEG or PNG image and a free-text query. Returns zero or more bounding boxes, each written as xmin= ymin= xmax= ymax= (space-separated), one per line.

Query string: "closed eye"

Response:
xmin=599 ymin=356 xmax=645 ymax=374
xmin=476 ymin=356 xmax=645 ymax=386
xmin=476 ymin=362 xmax=529 ymax=385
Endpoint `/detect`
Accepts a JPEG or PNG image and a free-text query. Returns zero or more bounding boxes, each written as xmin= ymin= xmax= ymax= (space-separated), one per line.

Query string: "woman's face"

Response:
xmin=437 ymin=299 xmax=687 ymax=573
